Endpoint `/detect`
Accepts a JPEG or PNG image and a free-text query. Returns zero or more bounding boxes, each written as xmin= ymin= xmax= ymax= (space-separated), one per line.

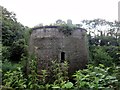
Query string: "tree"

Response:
xmin=1 ymin=6 xmax=25 ymax=46
xmin=1 ymin=6 xmax=30 ymax=62
xmin=81 ymin=19 xmax=120 ymax=46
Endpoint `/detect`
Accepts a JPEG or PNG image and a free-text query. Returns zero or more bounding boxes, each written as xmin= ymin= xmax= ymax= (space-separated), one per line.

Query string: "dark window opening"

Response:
xmin=61 ymin=52 xmax=65 ymax=63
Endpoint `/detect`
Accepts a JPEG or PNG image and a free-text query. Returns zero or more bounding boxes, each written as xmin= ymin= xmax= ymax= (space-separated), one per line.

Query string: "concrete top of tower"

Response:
xmin=32 ymin=25 xmax=87 ymax=32
xmin=32 ymin=26 xmax=60 ymax=30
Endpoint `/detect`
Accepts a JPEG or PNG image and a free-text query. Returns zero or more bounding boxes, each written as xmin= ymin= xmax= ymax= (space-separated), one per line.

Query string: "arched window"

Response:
xmin=61 ymin=52 xmax=65 ymax=63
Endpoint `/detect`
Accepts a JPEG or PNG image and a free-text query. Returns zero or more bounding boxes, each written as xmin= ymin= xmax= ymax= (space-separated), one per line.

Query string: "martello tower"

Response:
xmin=29 ymin=25 xmax=88 ymax=77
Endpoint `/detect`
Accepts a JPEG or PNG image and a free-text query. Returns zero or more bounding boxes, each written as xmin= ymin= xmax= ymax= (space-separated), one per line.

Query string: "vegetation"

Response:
xmin=58 ymin=24 xmax=77 ymax=35
xmin=55 ymin=19 xmax=77 ymax=35
xmin=1 ymin=7 xmax=120 ymax=89
xmin=73 ymin=64 xmax=119 ymax=89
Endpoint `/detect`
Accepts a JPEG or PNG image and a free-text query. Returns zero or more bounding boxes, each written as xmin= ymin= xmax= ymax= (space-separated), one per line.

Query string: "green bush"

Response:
xmin=2 ymin=60 xmax=20 ymax=73
xmin=73 ymin=64 xmax=119 ymax=89
xmin=3 ymin=67 xmax=26 ymax=89
xmin=109 ymin=66 xmax=120 ymax=89
xmin=27 ymin=55 xmax=40 ymax=89
xmin=2 ymin=58 xmax=119 ymax=89
xmin=50 ymin=60 xmax=69 ymax=88
xmin=90 ymin=46 xmax=113 ymax=66
xmin=10 ymin=39 xmax=28 ymax=62
xmin=2 ymin=46 xmax=11 ymax=61
xmin=103 ymin=46 xmax=120 ymax=65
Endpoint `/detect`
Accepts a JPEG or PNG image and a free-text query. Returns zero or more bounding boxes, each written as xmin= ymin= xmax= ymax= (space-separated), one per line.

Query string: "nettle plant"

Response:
xmin=3 ymin=67 xmax=27 ymax=89
xmin=50 ymin=60 xmax=73 ymax=89
xmin=73 ymin=64 xmax=119 ymax=89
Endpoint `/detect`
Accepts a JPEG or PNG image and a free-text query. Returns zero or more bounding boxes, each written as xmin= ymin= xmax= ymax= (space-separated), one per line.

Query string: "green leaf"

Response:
xmin=65 ymin=82 xmax=73 ymax=88
xmin=52 ymin=86 xmax=60 ymax=88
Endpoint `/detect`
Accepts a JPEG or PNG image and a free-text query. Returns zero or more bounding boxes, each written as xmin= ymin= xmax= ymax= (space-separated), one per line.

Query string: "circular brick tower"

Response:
xmin=29 ymin=25 xmax=88 ymax=77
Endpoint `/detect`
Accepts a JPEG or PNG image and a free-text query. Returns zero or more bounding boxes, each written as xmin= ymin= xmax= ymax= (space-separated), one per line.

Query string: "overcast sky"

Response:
xmin=1 ymin=0 xmax=120 ymax=27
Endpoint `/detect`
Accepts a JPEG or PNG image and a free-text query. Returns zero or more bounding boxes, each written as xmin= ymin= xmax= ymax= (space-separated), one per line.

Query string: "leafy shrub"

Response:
xmin=23 ymin=27 xmax=32 ymax=45
xmin=73 ymin=64 xmax=119 ymax=89
xmin=90 ymin=46 xmax=113 ymax=66
xmin=3 ymin=67 xmax=26 ymax=89
xmin=51 ymin=60 xmax=69 ymax=83
xmin=109 ymin=66 xmax=120 ymax=89
xmin=103 ymin=46 xmax=120 ymax=65
xmin=27 ymin=55 xmax=40 ymax=89
xmin=10 ymin=39 xmax=28 ymax=62
xmin=2 ymin=60 xmax=20 ymax=73
xmin=49 ymin=60 xmax=73 ymax=89
xmin=2 ymin=46 xmax=11 ymax=61
xmin=26 ymin=54 xmax=51 ymax=89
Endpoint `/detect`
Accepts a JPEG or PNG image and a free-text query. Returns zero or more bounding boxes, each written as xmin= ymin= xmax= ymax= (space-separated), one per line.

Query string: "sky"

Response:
xmin=1 ymin=0 xmax=120 ymax=27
